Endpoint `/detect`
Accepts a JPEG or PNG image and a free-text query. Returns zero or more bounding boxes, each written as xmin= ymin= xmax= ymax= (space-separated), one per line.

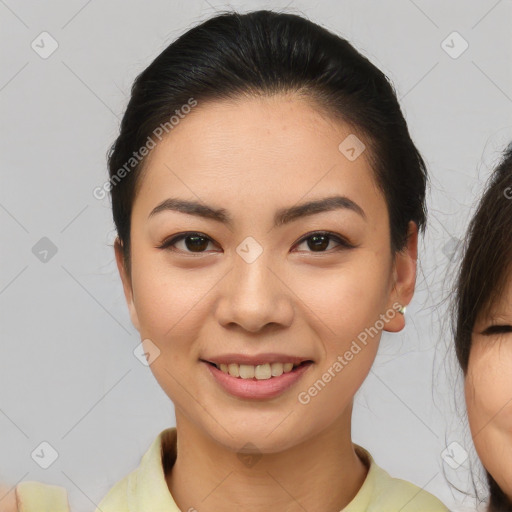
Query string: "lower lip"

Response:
xmin=202 ymin=361 xmax=313 ymax=400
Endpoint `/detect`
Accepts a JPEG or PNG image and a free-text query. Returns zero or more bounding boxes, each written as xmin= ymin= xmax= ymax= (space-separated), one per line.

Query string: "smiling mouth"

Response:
xmin=203 ymin=360 xmax=313 ymax=380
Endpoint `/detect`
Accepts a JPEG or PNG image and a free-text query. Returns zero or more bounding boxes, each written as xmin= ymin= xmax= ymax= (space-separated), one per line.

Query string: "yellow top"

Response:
xmin=15 ymin=428 xmax=449 ymax=511
xmin=14 ymin=481 xmax=69 ymax=512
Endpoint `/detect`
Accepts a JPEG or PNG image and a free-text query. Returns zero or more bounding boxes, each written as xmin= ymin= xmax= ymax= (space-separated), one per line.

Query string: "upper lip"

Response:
xmin=201 ymin=353 xmax=313 ymax=366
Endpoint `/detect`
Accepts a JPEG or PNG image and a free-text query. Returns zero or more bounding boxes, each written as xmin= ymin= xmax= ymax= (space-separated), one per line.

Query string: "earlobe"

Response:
xmin=384 ymin=221 xmax=418 ymax=333
xmin=114 ymin=237 xmax=140 ymax=332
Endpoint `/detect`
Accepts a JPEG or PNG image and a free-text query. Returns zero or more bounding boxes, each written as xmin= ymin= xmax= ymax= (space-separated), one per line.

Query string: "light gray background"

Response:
xmin=1 ymin=1 xmax=511 ymax=511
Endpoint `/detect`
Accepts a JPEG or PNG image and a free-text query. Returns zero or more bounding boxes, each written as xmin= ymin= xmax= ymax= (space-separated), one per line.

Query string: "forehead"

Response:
xmin=134 ymin=94 xmax=386 ymax=224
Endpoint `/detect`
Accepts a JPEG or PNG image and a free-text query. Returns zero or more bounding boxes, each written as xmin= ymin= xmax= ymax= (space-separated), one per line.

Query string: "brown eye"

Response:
xmin=158 ymin=232 xmax=217 ymax=253
xmin=157 ymin=230 xmax=355 ymax=255
xmin=294 ymin=231 xmax=354 ymax=253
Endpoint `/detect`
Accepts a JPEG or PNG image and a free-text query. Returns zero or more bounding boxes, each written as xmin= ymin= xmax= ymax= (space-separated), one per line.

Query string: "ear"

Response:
xmin=383 ymin=221 xmax=418 ymax=333
xmin=114 ymin=237 xmax=140 ymax=332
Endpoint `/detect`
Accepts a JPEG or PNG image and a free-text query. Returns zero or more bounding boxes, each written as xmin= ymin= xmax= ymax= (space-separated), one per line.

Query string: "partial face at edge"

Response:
xmin=466 ymin=271 xmax=512 ymax=501
xmin=115 ymin=93 xmax=417 ymax=453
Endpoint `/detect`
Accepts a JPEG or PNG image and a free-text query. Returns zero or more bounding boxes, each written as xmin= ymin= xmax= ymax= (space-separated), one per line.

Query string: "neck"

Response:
xmin=166 ymin=407 xmax=368 ymax=512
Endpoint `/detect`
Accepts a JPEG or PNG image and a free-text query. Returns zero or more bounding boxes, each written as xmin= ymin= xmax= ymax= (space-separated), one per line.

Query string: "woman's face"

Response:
xmin=116 ymin=94 xmax=417 ymax=453
xmin=466 ymin=272 xmax=512 ymax=500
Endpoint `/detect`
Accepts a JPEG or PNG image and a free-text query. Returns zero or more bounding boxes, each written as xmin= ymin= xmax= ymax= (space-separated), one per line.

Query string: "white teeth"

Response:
xmin=228 ymin=363 xmax=239 ymax=377
xmin=215 ymin=361 xmax=302 ymax=379
xmin=270 ymin=362 xmax=284 ymax=377
xmin=255 ymin=363 xmax=271 ymax=380
xmin=239 ymin=364 xmax=255 ymax=379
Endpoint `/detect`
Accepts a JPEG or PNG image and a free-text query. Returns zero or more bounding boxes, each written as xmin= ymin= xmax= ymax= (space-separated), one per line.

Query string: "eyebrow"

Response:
xmin=148 ymin=195 xmax=366 ymax=227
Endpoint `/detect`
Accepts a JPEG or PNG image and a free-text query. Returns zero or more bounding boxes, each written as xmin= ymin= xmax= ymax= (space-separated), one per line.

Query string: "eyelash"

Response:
xmin=482 ymin=324 xmax=512 ymax=335
xmin=156 ymin=230 xmax=355 ymax=255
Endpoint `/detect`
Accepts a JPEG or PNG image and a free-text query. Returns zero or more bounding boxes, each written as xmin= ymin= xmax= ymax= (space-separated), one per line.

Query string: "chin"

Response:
xmin=206 ymin=419 xmax=307 ymax=454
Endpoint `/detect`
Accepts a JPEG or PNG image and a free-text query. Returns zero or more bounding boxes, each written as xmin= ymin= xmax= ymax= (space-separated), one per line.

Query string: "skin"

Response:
xmin=115 ymin=93 xmax=418 ymax=512
xmin=465 ymin=272 xmax=512 ymax=502
xmin=0 ymin=484 xmax=17 ymax=512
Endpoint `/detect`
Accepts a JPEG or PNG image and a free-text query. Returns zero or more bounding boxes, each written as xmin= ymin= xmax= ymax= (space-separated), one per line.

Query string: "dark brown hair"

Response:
xmin=106 ymin=9 xmax=428 ymax=274
xmin=453 ymin=144 xmax=512 ymax=372
xmin=452 ymin=142 xmax=512 ymax=512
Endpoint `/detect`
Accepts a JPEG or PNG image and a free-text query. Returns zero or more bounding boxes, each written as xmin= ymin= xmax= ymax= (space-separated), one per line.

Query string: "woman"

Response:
xmin=6 ymin=9 xmax=448 ymax=511
xmin=453 ymin=143 xmax=512 ymax=512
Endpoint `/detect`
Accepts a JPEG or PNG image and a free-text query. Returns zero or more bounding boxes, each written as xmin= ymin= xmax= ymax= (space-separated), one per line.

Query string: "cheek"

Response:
xmin=128 ymin=242 xmax=214 ymax=362
xmin=291 ymin=251 xmax=391 ymax=400
xmin=466 ymin=344 xmax=512 ymax=432
xmin=290 ymin=249 xmax=392 ymax=336
xmin=129 ymin=259 xmax=219 ymax=407
xmin=465 ymin=343 xmax=512 ymax=497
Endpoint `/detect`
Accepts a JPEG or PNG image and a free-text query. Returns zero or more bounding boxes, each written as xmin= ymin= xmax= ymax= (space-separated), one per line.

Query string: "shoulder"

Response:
xmin=343 ymin=446 xmax=450 ymax=512
xmin=95 ymin=428 xmax=177 ymax=512
xmin=93 ymin=472 xmax=132 ymax=511
xmin=369 ymin=466 xmax=449 ymax=511
xmin=13 ymin=481 xmax=69 ymax=512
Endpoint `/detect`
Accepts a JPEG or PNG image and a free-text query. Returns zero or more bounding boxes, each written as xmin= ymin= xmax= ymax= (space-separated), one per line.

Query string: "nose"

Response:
xmin=214 ymin=253 xmax=294 ymax=333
